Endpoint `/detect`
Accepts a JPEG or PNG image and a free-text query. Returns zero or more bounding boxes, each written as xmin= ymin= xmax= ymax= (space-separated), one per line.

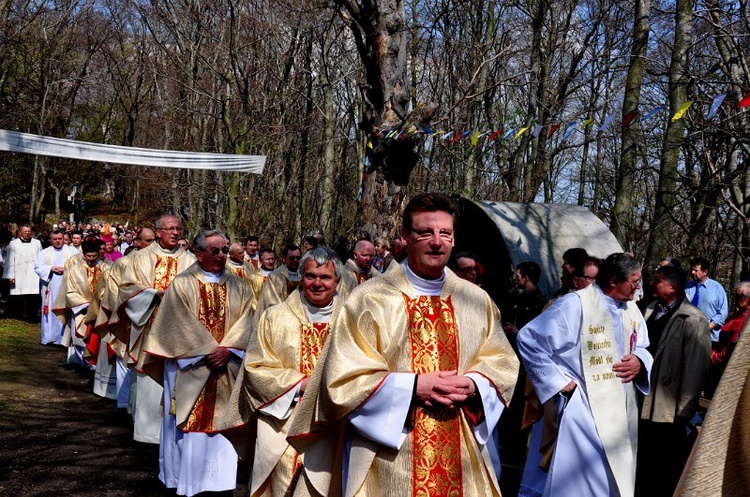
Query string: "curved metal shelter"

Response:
xmin=453 ymin=198 xmax=623 ymax=305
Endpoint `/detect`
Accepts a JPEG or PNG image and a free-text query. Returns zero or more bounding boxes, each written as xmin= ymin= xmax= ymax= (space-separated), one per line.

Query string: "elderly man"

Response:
xmin=3 ymin=224 xmax=43 ymax=322
xmin=226 ymin=242 xmax=255 ymax=281
xmin=636 ymin=265 xmax=710 ymax=497
xmin=256 ymin=244 xmax=302 ymax=318
xmin=339 ymin=239 xmax=379 ymax=296
xmin=518 ymin=253 xmax=653 ymax=497
xmin=35 ymin=230 xmax=78 ymax=345
xmin=52 ymin=241 xmax=109 ymax=367
xmin=227 ymin=247 xmax=343 ymax=496
xmin=248 ymin=248 xmax=276 ymax=312
xmin=109 ymin=214 xmax=196 ymax=444
xmin=142 ymin=229 xmax=254 ymax=497
xmin=288 ymin=193 xmax=519 ymax=496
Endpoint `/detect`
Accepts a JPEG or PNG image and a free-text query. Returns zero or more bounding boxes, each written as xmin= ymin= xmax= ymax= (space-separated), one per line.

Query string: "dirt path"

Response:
xmin=0 ymin=319 xmax=248 ymax=496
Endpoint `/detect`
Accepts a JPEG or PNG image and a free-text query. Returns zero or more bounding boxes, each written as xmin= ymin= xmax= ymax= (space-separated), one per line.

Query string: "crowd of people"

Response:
xmin=0 ymin=193 xmax=747 ymax=497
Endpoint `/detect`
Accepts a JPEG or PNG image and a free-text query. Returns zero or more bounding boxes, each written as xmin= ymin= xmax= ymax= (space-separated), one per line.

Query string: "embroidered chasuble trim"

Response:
xmin=299 ymin=322 xmax=331 ymax=377
xmin=153 ymin=255 xmax=179 ymax=291
xmin=182 ymin=282 xmax=227 ymax=432
xmin=404 ymin=294 xmax=463 ymax=497
xmin=356 ymin=272 xmax=371 ymax=285
xmin=86 ymin=266 xmax=102 ymax=297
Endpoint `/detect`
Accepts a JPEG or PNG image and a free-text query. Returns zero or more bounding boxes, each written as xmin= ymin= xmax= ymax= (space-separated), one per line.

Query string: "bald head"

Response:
xmin=229 ymin=242 xmax=245 ymax=263
xmin=135 ymin=228 xmax=155 ymax=249
xmin=353 ymin=239 xmax=375 ymax=272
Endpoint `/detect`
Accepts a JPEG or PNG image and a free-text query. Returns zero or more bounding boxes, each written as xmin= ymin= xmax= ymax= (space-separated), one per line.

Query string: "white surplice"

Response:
xmin=34 ymin=245 xmax=77 ymax=344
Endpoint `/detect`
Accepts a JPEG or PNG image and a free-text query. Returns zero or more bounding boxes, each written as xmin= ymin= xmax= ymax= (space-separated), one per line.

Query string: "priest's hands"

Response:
xmin=51 ymin=266 xmax=64 ymax=275
xmin=299 ymin=377 xmax=309 ymax=394
xmin=613 ymin=354 xmax=641 ymax=383
xmin=206 ymin=347 xmax=231 ymax=369
xmin=416 ymin=371 xmax=476 ymax=408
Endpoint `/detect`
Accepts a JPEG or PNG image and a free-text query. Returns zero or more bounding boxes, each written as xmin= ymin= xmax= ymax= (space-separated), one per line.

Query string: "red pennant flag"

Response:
xmin=739 ymin=91 xmax=750 ymax=108
xmin=487 ymin=128 xmax=504 ymax=142
xmin=621 ymin=110 xmax=640 ymax=127
xmin=449 ymin=131 xmax=463 ymax=145
xmin=547 ymin=123 xmax=561 ymax=138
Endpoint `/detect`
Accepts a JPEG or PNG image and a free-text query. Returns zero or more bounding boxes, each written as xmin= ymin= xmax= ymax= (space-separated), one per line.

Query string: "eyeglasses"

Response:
xmin=202 ymin=246 xmax=229 ymax=256
xmin=576 ymin=274 xmax=596 ymax=281
xmin=159 ymin=226 xmax=182 ymax=232
xmin=409 ymin=228 xmax=454 ymax=241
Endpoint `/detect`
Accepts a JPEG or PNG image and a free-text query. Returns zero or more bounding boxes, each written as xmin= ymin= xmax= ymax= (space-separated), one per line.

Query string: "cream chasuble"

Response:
xmin=287 ymin=264 xmax=519 ymax=497
xmin=226 ymin=290 xmax=340 ymax=497
xmin=226 ymin=259 xmax=256 ymax=283
xmin=142 ymin=262 xmax=255 ymax=430
xmin=52 ymin=258 xmax=107 ymax=346
xmin=248 ymin=271 xmax=267 ymax=313
xmin=109 ymin=242 xmax=196 ymax=365
xmin=338 ymin=259 xmax=379 ymax=299
xmin=255 ymin=265 xmax=300 ymax=320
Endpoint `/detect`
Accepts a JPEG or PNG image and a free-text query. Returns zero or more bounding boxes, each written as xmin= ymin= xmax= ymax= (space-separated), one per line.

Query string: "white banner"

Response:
xmin=0 ymin=129 xmax=265 ymax=174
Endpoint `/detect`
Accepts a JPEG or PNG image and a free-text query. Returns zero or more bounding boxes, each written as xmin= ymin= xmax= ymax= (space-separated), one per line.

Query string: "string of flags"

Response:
xmin=366 ymin=90 xmax=750 ymax=148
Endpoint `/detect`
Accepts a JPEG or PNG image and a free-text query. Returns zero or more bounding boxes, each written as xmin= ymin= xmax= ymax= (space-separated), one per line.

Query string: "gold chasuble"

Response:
xmin=222 ymin=290 xmax=341 ymax=497
xmin=226 ymin=259 xmax=255 ymax=283
xmin=52 ymin=258 xmax=107 ymax=346
xmin=288 ymin=264 xmax=519 ymax=497
xmin=255 ymin=265 xmax=300 ymax=320
xmin=142 ymin=263 xmax=254 ymax=431
xmin=96 ymin=253 xmax=135 ymax=360
xmin=109 ymin=242 xmax=196 ymax=366
xmin=338 ymin=259 xmax=380 ymax=300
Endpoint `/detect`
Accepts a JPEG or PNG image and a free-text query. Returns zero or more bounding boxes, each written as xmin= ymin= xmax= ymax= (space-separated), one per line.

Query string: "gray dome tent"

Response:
xmin=453 ymin=198 xmax=624 ymax=305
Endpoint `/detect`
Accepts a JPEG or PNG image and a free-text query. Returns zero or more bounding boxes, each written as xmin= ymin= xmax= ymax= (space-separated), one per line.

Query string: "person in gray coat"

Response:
xmin=636 ymin=264 xmax=711 ymax=497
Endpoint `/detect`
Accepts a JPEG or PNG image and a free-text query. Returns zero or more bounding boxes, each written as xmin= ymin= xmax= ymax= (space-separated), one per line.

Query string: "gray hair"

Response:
xmin=154 ymin=214 xmax=180 ymax=230
xmin=734 ymin=281 xmax=750 ymax=298
xmin=596 ymin=253 xmax=642 ymax=288
xmin=298 ymin=246 xmax=342 ymax=280
xmin=193 ymin=229 xmax=228 ymax=252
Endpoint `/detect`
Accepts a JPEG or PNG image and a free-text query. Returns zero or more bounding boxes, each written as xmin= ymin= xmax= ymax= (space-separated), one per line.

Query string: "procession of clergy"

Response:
xmin=3 ymin=191 xmax=739 ymax=497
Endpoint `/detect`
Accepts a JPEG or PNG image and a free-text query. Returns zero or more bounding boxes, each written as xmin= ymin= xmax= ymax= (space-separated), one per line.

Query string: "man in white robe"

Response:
xmin=3 ymin=224 xmax=42 ymax=322
xmin=34 ymin=230 xmax=78 ymax=344
xmin=518 ymin=252 xmax=654 ymax=497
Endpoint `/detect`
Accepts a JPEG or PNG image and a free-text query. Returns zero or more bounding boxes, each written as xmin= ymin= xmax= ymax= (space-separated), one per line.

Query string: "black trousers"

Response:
xmin=8 ymin=294 xmax=41 ymax=323
xmin=635 ymin=418 xmax=696 ymax=497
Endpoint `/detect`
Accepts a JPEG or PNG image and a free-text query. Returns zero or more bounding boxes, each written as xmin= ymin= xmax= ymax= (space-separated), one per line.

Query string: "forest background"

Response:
xmin=0 ymin=0 xmax=749 ymax=287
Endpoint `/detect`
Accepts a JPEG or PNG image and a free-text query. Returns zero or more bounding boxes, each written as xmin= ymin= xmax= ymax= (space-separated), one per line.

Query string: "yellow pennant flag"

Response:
xmin=470 ymin=130 xmax=481 ymax=146
xmin=671 ymin=101 xmax=693 ymax=121
xmin=580 ymin=118 xmax=594 ymax=129
xmin=514 ymin=127 xmax=530 ymax=140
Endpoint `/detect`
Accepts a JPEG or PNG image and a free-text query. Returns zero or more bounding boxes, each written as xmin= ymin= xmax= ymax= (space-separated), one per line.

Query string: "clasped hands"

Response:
xmin=415 ymin=370 xmax=476 ymax=409
xmin=206 ymin=347 xmax=232 ymax=369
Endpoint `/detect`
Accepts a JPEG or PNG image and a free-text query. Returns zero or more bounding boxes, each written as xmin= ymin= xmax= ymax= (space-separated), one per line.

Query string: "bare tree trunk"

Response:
xmin=613 ymin=0 xmax=650 ymax=249
xmin=645 ymin=0 xmax=691 ymax=267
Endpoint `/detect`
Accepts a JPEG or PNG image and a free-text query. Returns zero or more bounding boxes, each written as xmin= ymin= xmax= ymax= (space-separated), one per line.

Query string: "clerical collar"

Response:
xmin=261 ymin=268 xmax=272 ymax=277
xmin=156 ymin=243 xmax=179 ymax=255
xmin=227 ymin=259 xmax=242 ymax=267
xmin=201 ymin=270 xmax=222 ymax=283
xmin=20 ymin=239 xmax=31 ymax=243
xmin=404 ymin=262 xmax=445 ymax=296
xmin=302 ymin=294 xmax=334 ymax=323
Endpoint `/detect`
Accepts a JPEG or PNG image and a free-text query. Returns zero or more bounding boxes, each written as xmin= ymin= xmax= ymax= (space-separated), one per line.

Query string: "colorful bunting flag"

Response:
xmin=706 ymin=93 xmax=727 ymax=119
xmin=621 ymin=110 xmax=640 ymax=127
xmin=502 ymin=128 xmax=515 ymax=140
xmin=440 ymin=132 xmax=453 ymax=140
xmin=547 ymin=123 xmax=561 ymax=137
xmin=532 ymin=124 xmax=543 ymax=137
xmin=470 ymin=130 xmax=481 ymax=146
xmin=487 ymin=128 xmax=503 ymax=141
xmin=514 ymin=127 xmax=529 ymax=140
xmin=739 ymin=91 xmax=750 ymax=108
xmin=598 ymin=114 xmax=615 ymax=132
xmin=643 ymin=106 xmax=664 ymax=121
xmin=671 ymin=101 xmax=693 ymax=121
xmin=580 ymin=118 xmax=594 ymax=129
xmin=450 ymin=131 xmax=463 ymax=145
xmin=562 ymin=122 xmax=577 ymax=140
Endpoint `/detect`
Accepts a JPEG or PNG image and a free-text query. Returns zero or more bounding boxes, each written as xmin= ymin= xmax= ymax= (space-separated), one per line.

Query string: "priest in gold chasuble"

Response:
xmin=109 ymin=214 xmax=196 ymax=444
xmin=142 ymin=229 xmax=255 ymax=497
xmin=226 ymin=242 xmax=256 ymax=283
xmin=288 ymin=193 xmax=520 ymax=497
xmin=52 ymin=241 xmax=108 ymax=368
xmin=338 ymin=240 xmax=380 ymax=298
xmin=255 ymin=244 xmax=302 ymax=319
xmin=225 ymin=247 xmax=343 ymax=497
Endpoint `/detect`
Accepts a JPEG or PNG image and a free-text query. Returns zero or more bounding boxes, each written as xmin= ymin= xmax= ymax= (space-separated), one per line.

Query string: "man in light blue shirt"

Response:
xmin=684 ymin=256 xmax=728 ymax=342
